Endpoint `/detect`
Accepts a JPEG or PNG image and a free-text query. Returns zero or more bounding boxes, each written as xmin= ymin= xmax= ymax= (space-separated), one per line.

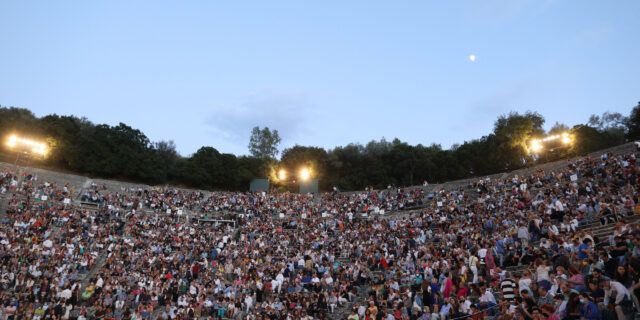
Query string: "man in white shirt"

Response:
xmin=58 ymin=287 xmax=72 ymax=299
xmin=478 ymin=247 xmax=487 ymax=260
xmin=480 ymin=288 xmax=496 ymax=304
xmin=603 ymin=280 xmax=631 ymax=320
xmin=94 ymin=275 xmax=104 ymax=295
xmin=244 ymin=294 xmax=254 ymax=312
xmin=357 ymin=303 xmax=367 ymax=318
xmin=275 ymin=272 xmax=284 ymax=293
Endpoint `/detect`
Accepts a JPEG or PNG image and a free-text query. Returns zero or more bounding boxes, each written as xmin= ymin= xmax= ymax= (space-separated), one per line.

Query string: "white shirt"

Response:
xmin=58 ymin=288 xmax=72 ymax=299
xmin=480 ymin=290 xmax=496 ymax=304
xmin=461 ymin=300 xmax=472 ymax=313
xmin=604 ymin=281 xmax=631 ymax=305
xmin=519 ymin=278 xmax=532 ymax=295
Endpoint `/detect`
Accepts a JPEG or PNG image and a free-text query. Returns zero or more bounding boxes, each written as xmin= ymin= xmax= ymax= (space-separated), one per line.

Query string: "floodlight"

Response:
xmin=279 ymin=169 xmax=286 ymax=180
xmin=6 ymin=135 xmax=47 ymax=155
xmin=530 ymin=140 xmax=543 ymax=153
xmin=300 ymin=168 xmax=310 ymax=180
xmin=7 ymin=136 xmax=16 ymax=147
xmin=530 ymin=132 xmax=573 ymax=154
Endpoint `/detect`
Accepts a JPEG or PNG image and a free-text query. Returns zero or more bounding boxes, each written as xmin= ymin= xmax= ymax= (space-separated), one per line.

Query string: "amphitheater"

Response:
xmin=0 ymin=142 xmax=639 ymax=320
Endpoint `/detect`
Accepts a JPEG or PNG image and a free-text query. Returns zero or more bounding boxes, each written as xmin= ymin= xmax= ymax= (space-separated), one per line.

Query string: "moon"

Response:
xmin=469 ymin=55 xmax=476 ymax=62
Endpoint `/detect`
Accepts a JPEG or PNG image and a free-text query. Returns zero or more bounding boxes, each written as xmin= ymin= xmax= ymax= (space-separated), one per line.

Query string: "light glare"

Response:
xmin=300 ymin=168 xmax=310 ymax=180
xmin=530 ymin=132 xmax=572 ymax=153
xmin=6 ymin=135 xmax=47 ymax=155
xmin=531 ymin=140 xmax=543 ymax=153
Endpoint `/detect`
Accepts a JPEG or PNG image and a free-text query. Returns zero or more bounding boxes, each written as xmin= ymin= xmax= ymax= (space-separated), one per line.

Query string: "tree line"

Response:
xmin=0 ymin=101 xmax=639 ymax=191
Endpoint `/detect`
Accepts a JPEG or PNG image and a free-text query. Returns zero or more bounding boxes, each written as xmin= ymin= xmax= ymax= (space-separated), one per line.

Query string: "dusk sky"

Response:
xmin=1 ymin=1 xmax=639 ymax=156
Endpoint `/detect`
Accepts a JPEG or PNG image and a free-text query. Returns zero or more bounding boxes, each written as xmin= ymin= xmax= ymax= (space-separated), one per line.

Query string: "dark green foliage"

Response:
xmin=569 ymin=124 xmax=624 ymax=156
xmin=626 ymin=102 xmax=640 ymax=140
xmin=0 ymin=104 xmax=636 ymax=191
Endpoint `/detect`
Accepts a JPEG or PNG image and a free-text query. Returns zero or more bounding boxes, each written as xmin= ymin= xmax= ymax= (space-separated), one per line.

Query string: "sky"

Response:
xmin=1 ymin=1 xmax=639 ymax=156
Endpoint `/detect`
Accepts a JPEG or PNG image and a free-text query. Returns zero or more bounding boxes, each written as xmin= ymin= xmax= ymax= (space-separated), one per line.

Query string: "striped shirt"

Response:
xmin=501 ymin=278 xmax=517 ymax=301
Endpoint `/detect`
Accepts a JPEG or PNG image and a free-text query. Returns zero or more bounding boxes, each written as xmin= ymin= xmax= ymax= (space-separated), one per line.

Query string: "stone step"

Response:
xmin=79 ymin=247 xmax=109 ymax=293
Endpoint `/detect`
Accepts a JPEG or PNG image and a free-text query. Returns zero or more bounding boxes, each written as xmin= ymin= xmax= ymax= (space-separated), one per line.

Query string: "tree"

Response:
xmin=155 ymin=140 xmax=179 ymax=169
xmin=548 ymin=122 xmax=570 ymax=134
xmin=626 ymin=102 xmax=640 ymax=140
xmin=588 ymin=111 xmax=628 ymax=132
xmin=38 ymin=114 xmax=84 ymax=168
xmin=454 ymin=136 xmax=499 ymax=178
xmin=280 ymin=145 xmax=329 ymax=188
xmin=569 ymin=124 xmax=621 ymax=155
xmin=494 ymin=111 xmax=545 ymax=149
xmin=236 ymin=155 xmax=266 ymax=188
xmin=248 ymin=126 xmax=281 ymax=160
xmin=327 ymin=144 xmax=367 ymax=190
xmin=0 ymin=106 xmax=38 ymax=134
xmin=586 ymin=111 xmax=627 ymax=147
xmin=3 ymin=102 xmax=639 ymax=191
xmin=492 ymin=111 xmax=545 ymax=170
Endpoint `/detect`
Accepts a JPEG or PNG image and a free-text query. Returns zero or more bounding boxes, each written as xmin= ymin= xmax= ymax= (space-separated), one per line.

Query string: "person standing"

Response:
xmin=518 ymin=224 xmax=530 ymax=248
xmin=469 ymin=251 xmax=479 ymax=284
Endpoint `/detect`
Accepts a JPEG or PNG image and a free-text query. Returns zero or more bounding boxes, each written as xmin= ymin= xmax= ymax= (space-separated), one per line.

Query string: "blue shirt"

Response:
xmin=579 ymin=302 xmax=601 ymax=320
xmin=440 ymin=303 xmax=451 ymax=315
xmin=577 ymin=243 xmax=590 ymax=260
xmin=496 ymin=240 xmax=505 ymax=254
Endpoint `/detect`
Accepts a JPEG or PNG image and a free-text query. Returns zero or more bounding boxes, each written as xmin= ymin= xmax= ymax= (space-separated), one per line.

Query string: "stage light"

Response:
xmin=530 ymin=132 xmax=573 ymax=154
xmin=6 ymin=135 xmax=47 ymax=155
xmin=7 ymin=136 xmax=16 ymax=147
xmin=279 ymin=169 xmax=286 ymax=180
xmin=300 ymin=168 xmax=310 ymax=180
xmin=530 ymin=140 xmax=543 ymax=153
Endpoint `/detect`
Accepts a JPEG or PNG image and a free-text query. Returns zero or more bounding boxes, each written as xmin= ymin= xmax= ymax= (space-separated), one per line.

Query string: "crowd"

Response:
xmin=0 ymin=150 xmax=638 ymax=320
xmin=196 ymin=188 xmax=426 ymax=221
xmin=80 ymin=185 xmax=205 ymax=214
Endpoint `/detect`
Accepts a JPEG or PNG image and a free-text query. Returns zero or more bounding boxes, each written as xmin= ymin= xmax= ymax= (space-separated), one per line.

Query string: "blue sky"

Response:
xmin=1 ymin=1 xmax=639 ymax=156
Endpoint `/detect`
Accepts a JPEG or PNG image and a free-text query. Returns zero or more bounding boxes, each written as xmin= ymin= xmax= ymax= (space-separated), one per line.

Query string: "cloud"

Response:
xmin=205 ymin=91 xmax=317 ymax=151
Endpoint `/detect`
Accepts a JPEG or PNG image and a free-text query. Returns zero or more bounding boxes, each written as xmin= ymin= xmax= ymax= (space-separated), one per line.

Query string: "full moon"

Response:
xmin=469 ymin=55 xmax=476 ymax=62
